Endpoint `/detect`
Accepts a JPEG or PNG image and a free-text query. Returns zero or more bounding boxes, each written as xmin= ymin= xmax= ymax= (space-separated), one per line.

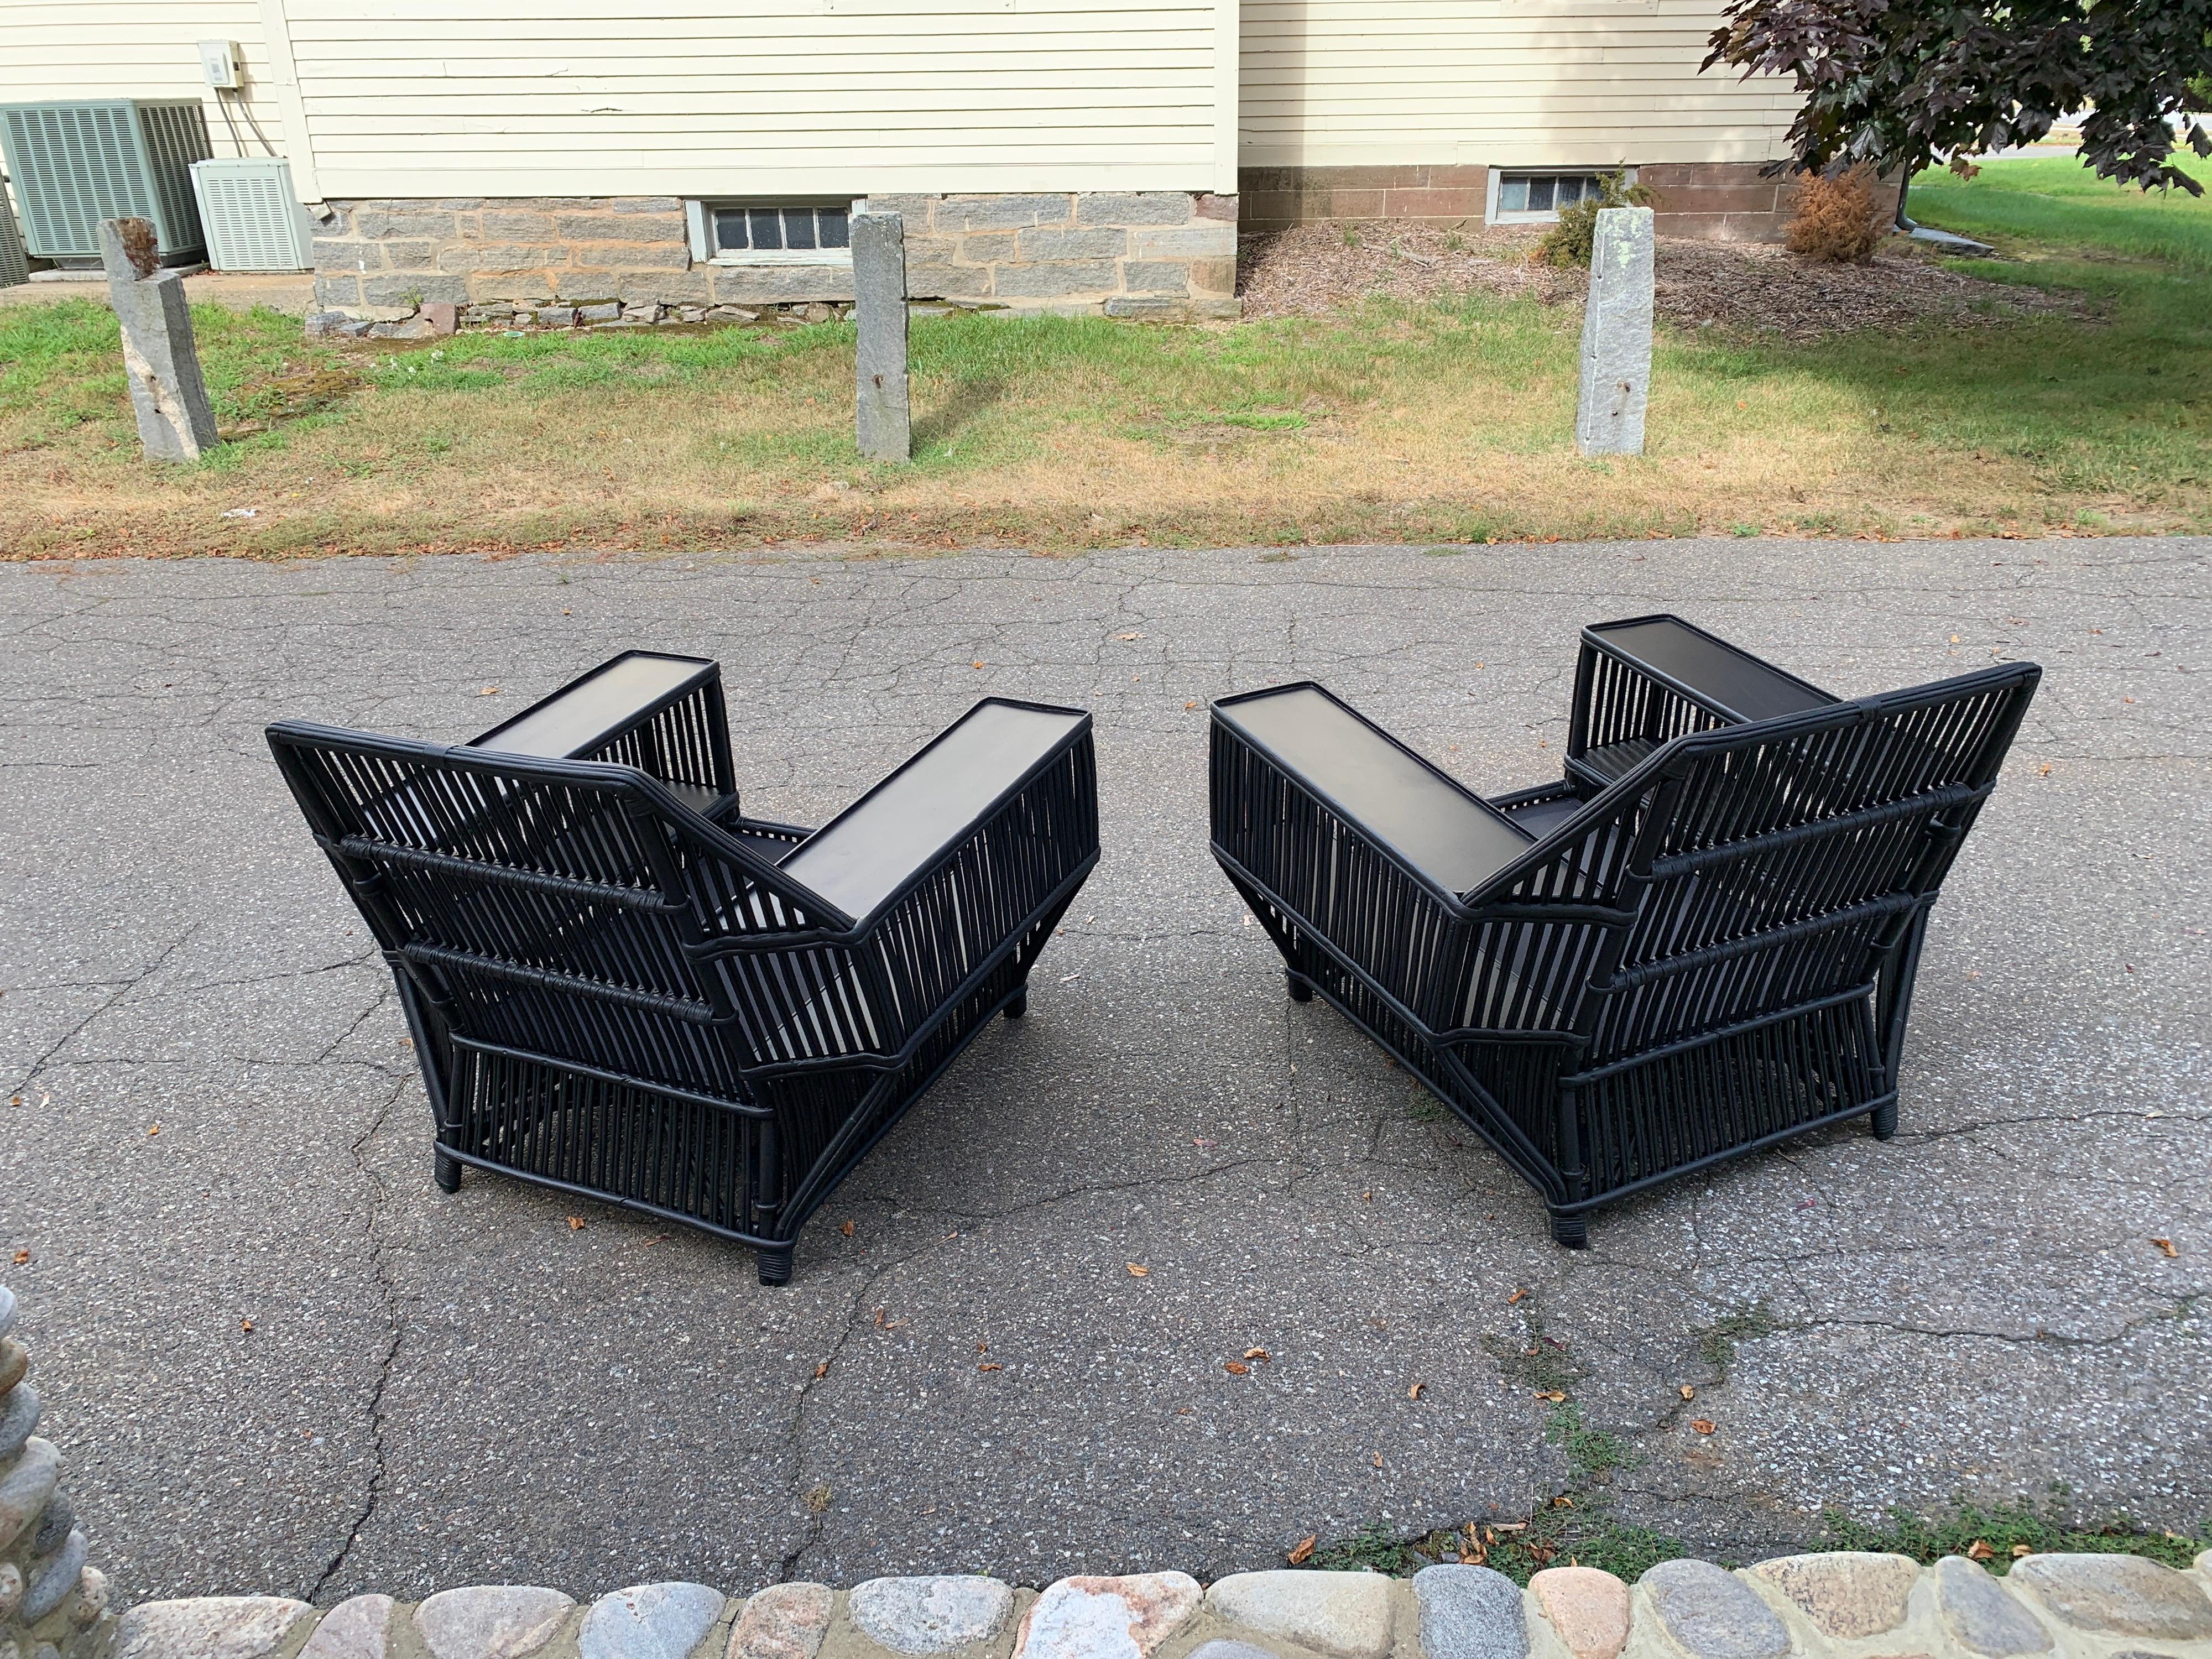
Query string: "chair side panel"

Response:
xmin=447 ymin=1042 xmax=764 ymax=1235
xmin=1209 ymin=721 xmax=1469 ymax=1031
xmin=1578 ymin=998 xmax=1885 ymax=1199
xmin=847 ymin=729 xmax=1100 ymax=1056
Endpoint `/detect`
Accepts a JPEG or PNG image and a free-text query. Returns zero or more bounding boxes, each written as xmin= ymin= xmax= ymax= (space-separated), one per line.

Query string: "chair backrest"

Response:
xmin=267 ymin=722 xmax=838 ymax=1102
xmin=1469 ymin=662 xmax=2040 ymax=1066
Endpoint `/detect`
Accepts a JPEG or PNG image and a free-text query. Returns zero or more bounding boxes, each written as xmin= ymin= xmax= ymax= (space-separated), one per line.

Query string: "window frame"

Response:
xmin=684 ymin=199 xmax=863 ymax=267
xmin=1484 ymin=169 xmax=1634 ymax=226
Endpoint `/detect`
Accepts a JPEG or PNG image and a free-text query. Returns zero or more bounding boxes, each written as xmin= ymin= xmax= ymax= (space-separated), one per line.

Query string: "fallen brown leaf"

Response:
xmin=1126 ymin=1262 xmax=1150 ymax=1277
xmin=147 ymin=1124 xmax=160 ymax=1136
xmin=813 ymin=1361 xmax=829 ymax=1380
xmin=240 ymin=1319 xmax=254 ymax=1333
xmin=1114 ymin=631 xmax=1144 ymax=640
xmin=479 ymin=686 xmax=500 ymax=696
xmin=1507 ymin=1288 xmax=1527 ymax=1305
xmin=1185 ymin=701 xmax=1199 ymax=711
xmin=978 ymin=1362 xmax=1002 ymax=1373
xmin=566 ymin=1216 xmax=586 ymax=1230
xmin=1679 ymin=1385 xmax=1696 ymax=1400
xmin=2012 ymin=1543 xmax=2033 ymax=1558
xmin=1536 ymin=1389 xmax=1567 ymax=1404
xmin=1692 ymin=1418 xmax=1717 ymax=1434
xmin=1287 ymin=1536 xmax=1316 ymax=1566
xmin=1224 ymin=1360 xmax=1250 ymax=1375
xmin=2153 ymin=1237 xmax=2178 ymax=1257
xmin=1244 ymin=1347 xmax=1270 ymax=1361
xmin=841 ymin=1219 xmax=855 ymax=1237
xmin=9 ymin=1251 xmax=26 ymax=1265
xmin=972 ymin=660 xmax=985 ymax=670
xmin=1967 ymin=1539 xmax=1994 ymax=1561
xmin=1408 ymin=1381 xmax=1427 ymax=1400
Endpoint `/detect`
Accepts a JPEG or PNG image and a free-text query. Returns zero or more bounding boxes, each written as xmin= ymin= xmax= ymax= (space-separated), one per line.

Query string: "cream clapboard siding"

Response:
xmin=278 ymin=0 xmax=1237 ymax=198
xmin=1240 ymin=0 xmax=1796 ymax=168
xmin=0 ymin=2 xmax=293 ymax=160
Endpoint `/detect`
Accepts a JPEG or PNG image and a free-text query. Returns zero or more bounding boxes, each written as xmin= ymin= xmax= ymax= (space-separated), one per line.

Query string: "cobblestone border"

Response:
xmin=111 ymin=1550 xmax=2212 ymax=1659
xmin=0 ymin=1286 xmax=115 ymax=1659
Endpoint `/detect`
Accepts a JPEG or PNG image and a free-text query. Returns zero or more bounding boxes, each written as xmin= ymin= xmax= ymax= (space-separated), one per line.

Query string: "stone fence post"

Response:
xmin=851 ymin=212 xmax=911 ymax=463
xmin=96 ymin=218 xmax=219 ymax=464
xmin=1574 ymin=206 xmax=1655 ymax=457
xmin=0 ymin=1284 xmax=114 ymax=1659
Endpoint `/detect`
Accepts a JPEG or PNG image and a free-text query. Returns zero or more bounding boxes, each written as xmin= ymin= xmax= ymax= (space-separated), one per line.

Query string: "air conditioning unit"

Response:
xmin=191 ymin=156 xmax=312 ymax=272
xmin=0 ymin=175 xmax=28 ymax=288
xmin=0 ymin=99 xmax=210 ymax=264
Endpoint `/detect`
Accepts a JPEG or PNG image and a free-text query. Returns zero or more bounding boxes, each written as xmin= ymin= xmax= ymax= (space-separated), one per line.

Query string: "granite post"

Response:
xmin=1574 ymin=206 xmax=1655 ymax=457
xmin=851 ymin=211 xmax=911 ymax=463
xmin=97 ymin=217 xmax=220 ymax=462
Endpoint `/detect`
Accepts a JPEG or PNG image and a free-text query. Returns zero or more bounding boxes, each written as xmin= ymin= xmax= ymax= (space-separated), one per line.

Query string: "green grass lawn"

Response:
xmin=1911 ymin=154 xmax=2212 ymax=269
xmin=3 ymin=152 xmax=2208 ymax=556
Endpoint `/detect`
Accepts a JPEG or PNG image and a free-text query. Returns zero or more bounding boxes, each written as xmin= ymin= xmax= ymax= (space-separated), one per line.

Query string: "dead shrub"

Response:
xmin=1786 ymin=164 xmax=1887 ymax=264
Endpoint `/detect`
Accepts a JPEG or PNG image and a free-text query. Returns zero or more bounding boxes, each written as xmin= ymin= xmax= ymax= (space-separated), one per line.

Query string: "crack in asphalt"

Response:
xmin=307 ymin=1070 xmax=410 ymax=1605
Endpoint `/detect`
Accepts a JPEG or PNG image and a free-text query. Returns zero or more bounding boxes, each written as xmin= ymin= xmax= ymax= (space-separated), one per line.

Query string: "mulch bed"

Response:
xmin=1236 ymin=222 xmax=2091 ymax=338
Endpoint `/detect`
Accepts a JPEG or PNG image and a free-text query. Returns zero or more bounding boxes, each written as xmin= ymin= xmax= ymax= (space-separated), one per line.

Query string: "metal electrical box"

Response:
xmin=199 ymin=40 xmax=243 ymax=90
xmin=0 ymin=100 xmax=210 ymax=262
xmin=190 ymin=156 xmax=314 ymax=272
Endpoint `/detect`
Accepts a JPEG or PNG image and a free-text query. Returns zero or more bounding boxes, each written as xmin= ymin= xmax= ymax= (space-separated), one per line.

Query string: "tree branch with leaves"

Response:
xmin=1703 ymin=0 xmax=2212 ymax=194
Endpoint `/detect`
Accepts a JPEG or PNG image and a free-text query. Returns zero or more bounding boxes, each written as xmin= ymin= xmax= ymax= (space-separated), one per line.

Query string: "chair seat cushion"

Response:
xmin=1490 ymin=791 xmax=1587 ymax=841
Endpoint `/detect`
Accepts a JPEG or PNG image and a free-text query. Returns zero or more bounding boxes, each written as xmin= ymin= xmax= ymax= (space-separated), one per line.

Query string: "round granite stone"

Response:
xmin=849 ymin=1577 xmax=1014 ymax=1656
xmin=1639 ymin=1561 xmax=1788 ymax=1659
xmin=1933 ymin=1558 xmax=2052 ymax=1657
xmin=1413 ymin=1564 xmax=1528 ymax=1659
xmin=2009 ymin=1556 xmax=2212 ymax=1641
xmin=1750 ymin=1553 xmax=1919 ymax=1639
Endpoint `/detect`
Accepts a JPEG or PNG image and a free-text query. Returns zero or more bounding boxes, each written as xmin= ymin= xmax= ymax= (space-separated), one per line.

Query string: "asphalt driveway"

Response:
xmin=1 ymin=538 xmax=2204 ymax=1605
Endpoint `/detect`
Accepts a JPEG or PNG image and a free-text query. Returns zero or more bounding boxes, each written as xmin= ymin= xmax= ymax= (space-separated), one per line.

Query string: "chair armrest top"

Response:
xmin=468 ymin=651 xmax=718 ymax=759
xmin=778 ymin=698 xmax=1090 ymax=921
xmin=1213 ymin=684 xmax=1535 ymax=899
xmin=1584 ymin=615 xmax=1837 ymax=724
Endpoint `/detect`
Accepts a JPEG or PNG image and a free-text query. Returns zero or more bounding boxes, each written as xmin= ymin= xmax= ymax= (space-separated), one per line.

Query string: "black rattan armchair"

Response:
xmin=1209 ymin=617 xmax=2039 ymax=1246
xmin=270 ymin=653 xmax=1099 ymax=1282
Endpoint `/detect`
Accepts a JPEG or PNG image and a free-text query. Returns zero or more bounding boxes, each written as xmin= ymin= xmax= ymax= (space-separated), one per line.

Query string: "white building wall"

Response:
xmin=1239 ymin=0 xmax=1797 ymax=169
xmin=0 ymin=2 xmax=291 ymax=160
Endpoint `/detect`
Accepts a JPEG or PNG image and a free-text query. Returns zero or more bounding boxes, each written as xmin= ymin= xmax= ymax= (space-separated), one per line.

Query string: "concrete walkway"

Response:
xmin=0 ymin=539 xmax=2203 ymax=1606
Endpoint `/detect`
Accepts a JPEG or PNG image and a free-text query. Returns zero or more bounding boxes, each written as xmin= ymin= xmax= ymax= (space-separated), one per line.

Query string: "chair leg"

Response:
xmin=1286 ymin=970 xmax=1314 ymax=1004
xmin=1004 ymin=988 xmax=1029 ymax=1020
xmin=757 ymin=1245 xmax=795 ymax=1287
xmin=433 ymin=1149 xmax=461 ymax=1193
xmin=1869 ymin=1100 xmax=1898 ymax=1140
xmin=1550 ymin=1212 xmax=1589 ymax=1249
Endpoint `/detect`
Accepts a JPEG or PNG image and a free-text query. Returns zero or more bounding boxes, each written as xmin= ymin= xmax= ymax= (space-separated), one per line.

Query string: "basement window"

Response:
xmin=1489 ymin=172 xmax=1613 ymax=223
xmin=686 ymin=201 xmax=855 ymax=265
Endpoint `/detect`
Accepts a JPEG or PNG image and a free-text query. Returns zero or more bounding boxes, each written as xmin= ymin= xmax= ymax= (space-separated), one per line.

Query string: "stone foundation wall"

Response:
xmin=308 ymin=192 xmax=1239 ymax=328
xmin=1237 ymin=164 xmax=1900 ymax=243
xmin=863 ymin=191 xmax=1239 ymax=319
xmin=1240 ymin=165 xmax=1492 ymax=230
xmin=1634 ymin=163 xmax=1901 ymax=243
